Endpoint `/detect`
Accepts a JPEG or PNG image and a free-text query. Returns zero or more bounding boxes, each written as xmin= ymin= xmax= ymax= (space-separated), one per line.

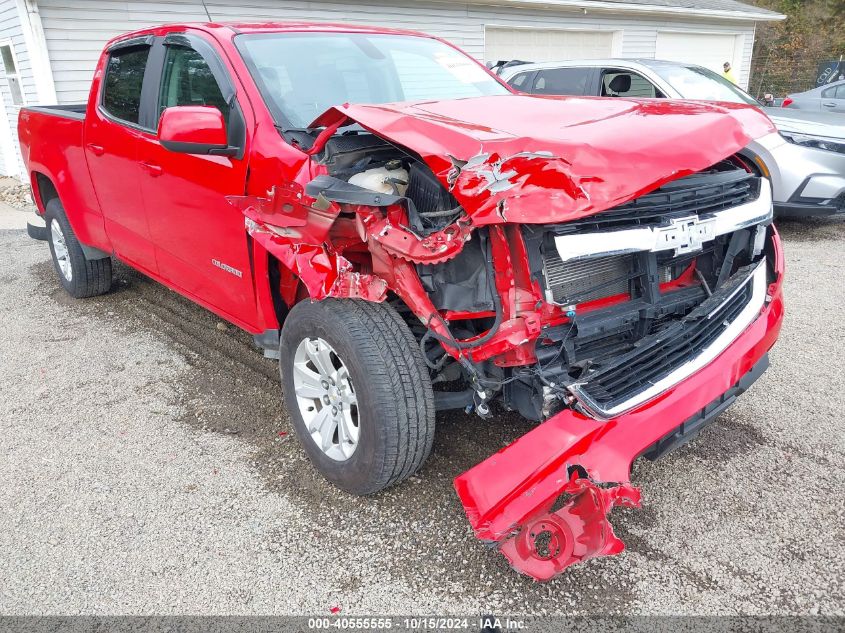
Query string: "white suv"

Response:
xmin=500 ymin=59 xmax=845 ymax=218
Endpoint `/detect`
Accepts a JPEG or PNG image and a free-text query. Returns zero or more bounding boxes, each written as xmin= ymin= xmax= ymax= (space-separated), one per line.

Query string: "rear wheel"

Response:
xmin=44 ymin=199 xmax=112 ymax=298
xmin=280 ymin=299 xmax=435 ymax=495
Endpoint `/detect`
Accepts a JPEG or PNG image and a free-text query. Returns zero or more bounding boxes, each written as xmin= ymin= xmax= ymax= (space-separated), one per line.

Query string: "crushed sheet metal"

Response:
xmin=245 ymin=218 xmax=388 ymax=302
xmin=498 ymin=475 xmax=641 ymax=581
xmin=356 ymin=208 xmax=474 ymax=265
xmin=311 ymin=95 xmax=775 ymax=226
xmin=454 ymin=253 xmax=784 ymax=580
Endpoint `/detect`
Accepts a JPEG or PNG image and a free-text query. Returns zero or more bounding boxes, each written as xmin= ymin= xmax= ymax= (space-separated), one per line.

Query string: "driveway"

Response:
xmin=0 ymin=204 xmax=843 ymax=616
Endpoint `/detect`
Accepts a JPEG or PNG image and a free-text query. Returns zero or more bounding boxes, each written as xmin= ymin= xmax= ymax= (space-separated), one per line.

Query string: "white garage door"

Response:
xmin=655 ymin=32 xmax=741 ymax=77
xmin=485 ymin=27 xmax=614 ymax=64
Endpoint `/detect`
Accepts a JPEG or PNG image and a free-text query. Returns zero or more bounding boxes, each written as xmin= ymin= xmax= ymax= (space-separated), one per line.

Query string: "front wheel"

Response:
xmin=279 ymin=299 xmax=435 ymax=495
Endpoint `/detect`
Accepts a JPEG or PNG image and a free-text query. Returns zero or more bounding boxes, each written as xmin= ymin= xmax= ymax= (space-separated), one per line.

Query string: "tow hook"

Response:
xmin=469 ymin=389 xmax=492 ymax=418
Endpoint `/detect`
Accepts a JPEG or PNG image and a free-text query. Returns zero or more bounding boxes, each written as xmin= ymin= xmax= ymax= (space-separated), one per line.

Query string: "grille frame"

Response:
xmin=553 ymin=168 xmax=761 ymax=235
xmin=566 ymin=259 xmax=768 ymax=420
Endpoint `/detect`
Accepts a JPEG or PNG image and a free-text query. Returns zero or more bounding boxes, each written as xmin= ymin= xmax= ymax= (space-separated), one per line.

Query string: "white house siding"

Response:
xmin=0 ymin=1 xmax=38 ymax=177
xmin=35 ymin=0 xmax=759 ymax=107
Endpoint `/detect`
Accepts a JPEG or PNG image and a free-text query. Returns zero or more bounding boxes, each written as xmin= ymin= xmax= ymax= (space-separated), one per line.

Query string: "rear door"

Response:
xmin=84 ymin=37 xmax=158 ymax=273
xmin=821 ymin=84 xmax=845 ymax=113
xmin=136 ymin=32 xmax=257 ymax=329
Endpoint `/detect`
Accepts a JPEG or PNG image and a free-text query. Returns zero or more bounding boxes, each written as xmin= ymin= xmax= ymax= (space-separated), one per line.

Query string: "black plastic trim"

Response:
xmin=22 ymin=105 xmax=86 ymax=121
xmin=253 ymin=329 xmax=281 ymax=360
xmin=775 ymin=201 xmax=845 ymax=218
xmin=159 ymin=140 xmax=234 ymax=155
xmin=305 ymin=175 xmax=404 ymax=207
xmin=107 ymin=35 xmax=154 ymax=52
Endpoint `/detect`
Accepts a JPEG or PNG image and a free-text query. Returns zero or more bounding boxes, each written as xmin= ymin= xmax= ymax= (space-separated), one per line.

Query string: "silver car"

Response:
xmin=500 ymin=59 xmax=845 ymax=217
xmin=784 ymin=80 xmax=845 ymax=113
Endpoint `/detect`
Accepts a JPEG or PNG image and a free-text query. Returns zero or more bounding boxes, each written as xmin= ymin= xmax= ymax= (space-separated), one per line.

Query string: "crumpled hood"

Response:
xmin=312 ymin=94 xmax=775 ymax=224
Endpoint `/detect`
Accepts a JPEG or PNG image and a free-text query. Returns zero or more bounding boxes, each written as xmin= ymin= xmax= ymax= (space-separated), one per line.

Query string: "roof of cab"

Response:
xmin=107 ymin=20 xmax=435 ymax=47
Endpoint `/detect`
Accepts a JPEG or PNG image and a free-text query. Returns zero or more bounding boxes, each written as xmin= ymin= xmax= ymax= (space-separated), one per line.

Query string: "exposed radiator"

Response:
xmin=543 ymin=251 xmax=678 ymax=305
xmin=543 ymin=253 xmax=631 ymax=305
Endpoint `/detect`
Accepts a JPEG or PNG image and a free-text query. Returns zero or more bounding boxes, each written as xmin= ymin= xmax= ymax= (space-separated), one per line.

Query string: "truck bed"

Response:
xmin=22 ymin=104 xmax=86 ymax=121
xmin=18 ymin=102 xmax=108 ymax=248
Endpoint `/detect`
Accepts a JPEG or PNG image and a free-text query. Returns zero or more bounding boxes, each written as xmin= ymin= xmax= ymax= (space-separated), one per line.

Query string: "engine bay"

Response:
xmin=300 ymin=130 xmax=776 ymax=424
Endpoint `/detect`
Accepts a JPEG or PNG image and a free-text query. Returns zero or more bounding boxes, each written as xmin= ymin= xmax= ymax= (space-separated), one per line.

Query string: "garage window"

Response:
xmin=532 ymin=68 xmax=591 ymax=96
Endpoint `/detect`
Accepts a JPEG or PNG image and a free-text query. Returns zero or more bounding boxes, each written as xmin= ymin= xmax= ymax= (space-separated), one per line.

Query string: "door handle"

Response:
xmin=86 ymin=143 xmax=105 ymax=156
xmin=140 ymin=161 xmax=163 ymax=177
xmin=823 ymin=102 xmax=837 ymax=107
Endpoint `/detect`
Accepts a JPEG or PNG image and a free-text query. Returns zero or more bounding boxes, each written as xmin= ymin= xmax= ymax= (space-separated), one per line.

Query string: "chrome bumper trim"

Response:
xmin=568 ymin=258 xmax=769 ymax=420
xmin=553 ymin=181 xmax=772 ymax=263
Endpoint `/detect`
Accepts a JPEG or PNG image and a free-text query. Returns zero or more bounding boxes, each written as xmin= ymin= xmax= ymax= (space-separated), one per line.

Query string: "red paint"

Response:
xmin=781 ymin=98 xmax=794 ymax=108
xmin=455 ymin=234 xmax=784 ymax=580
xmin=17 ymin=21 xmax=785 ymax=581
xmin=158 ymin=106 xmax=227 ymax=146
xmin=311 ymin=97 xmax=775 ymax=226
xmin=498 ymin=474 xmax=641 ymax=581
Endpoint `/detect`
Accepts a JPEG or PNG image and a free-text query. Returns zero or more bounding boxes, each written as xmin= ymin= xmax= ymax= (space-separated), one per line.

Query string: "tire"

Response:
xmin=44 ymin=198 xmax=112 ymax=298
xmin=280 ymin=299 xmax=436 ymax=495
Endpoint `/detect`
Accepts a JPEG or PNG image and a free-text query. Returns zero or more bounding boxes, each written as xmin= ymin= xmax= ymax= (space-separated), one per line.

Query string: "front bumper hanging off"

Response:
xmin=453 ymin=250 xmax=784 ymax=581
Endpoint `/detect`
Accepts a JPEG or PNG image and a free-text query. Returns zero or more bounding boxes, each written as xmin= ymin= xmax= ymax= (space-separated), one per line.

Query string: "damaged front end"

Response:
xmin=234 ymin=94 xmax=784 ymax=580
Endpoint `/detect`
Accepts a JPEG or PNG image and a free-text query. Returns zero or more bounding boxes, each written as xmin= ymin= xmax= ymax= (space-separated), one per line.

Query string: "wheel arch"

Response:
xmin=35 ymin=174 xmax=111 ymax=261
xmin=31 ymin=171 xmax=59 ymax=214
xmin=29 ymin=169 xmax=112 ymax=258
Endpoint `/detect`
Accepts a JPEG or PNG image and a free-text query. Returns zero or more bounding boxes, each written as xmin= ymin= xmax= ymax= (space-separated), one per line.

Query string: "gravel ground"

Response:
xmin=0 ymin=209 xmax=843 ymax=616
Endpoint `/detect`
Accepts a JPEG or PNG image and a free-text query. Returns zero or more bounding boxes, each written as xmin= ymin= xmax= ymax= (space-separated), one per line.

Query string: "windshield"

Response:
xmin=235 ymin=32 xmax=510 ymax=128
xmin=650 ymin=64 xmax=758 ymax=105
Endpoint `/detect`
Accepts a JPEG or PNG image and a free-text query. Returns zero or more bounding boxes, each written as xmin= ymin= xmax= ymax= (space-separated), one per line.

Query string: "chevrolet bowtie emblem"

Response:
xmin=654 ymin=215 xmax=717 ymax=256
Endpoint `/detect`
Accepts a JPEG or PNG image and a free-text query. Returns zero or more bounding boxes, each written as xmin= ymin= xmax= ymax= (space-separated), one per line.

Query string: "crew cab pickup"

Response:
xmin=18 ymin=22 xmax=784 ymax=581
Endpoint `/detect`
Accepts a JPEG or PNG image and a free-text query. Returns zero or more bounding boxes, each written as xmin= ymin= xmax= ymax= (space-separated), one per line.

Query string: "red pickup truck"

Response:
xmin=18 ymin=21 xmax=784 ymax=581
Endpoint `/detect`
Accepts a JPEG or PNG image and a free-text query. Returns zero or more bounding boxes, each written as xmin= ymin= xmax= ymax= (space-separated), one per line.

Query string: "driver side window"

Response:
xmin=159 ymin=46 xmax=229 ymax=124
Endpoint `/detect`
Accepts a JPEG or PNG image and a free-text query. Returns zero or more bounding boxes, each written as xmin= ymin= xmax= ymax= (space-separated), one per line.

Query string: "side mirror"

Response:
xmin=158 ymin=106 xmax=235 ymax=156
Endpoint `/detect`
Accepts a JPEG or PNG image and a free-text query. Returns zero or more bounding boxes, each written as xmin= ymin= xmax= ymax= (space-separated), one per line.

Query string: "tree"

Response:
xmin=748 ymin=0 xmax=845 ymax=97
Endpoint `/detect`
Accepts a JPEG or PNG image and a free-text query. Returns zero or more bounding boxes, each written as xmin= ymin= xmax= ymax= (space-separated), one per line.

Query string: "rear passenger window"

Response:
xmin=531 ymin=68 xmax=592 ymax=96
xmin=159 ymin=45 xmax=230 ymax=123
xmin=102 ymin=45 xmax=151 ymax=124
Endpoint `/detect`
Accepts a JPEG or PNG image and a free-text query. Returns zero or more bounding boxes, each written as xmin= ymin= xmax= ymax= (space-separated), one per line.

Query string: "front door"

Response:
xmin=137 ymin=34 xmax=257 ymax=329
xmin=85 ymin=39 xmax=158 ymax=273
